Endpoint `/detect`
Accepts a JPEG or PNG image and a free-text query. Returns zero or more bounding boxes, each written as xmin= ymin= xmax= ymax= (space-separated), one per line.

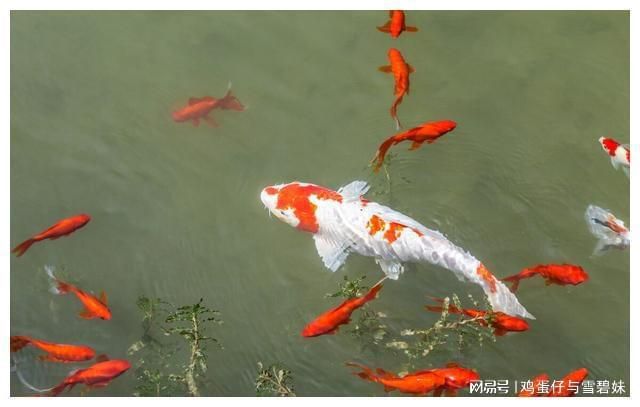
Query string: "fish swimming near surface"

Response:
xmin=425 ymin=298 xmax=529 ymax=336
xmin=599 ymin=137 xmax=629 ymax=177
xmin=346 ymin=362 xmax=446 ymax=396
xmin=377 ymin=10 xmax=418 ymax=38
xmin=518 ymin=368 xmax=588 ymax=397
xmin=429 ymin=363 xmax=480 ymax=397
xmin=302 ymin=280 xmax=384 ymax=337
xmin=172 ymin=84 xmax=244 ymax=127
xmin=585 ymin=205 xmax=630 ymax=255
xmin=378 ymin=48 xmax=414 ymax=129
xmin=46 ymin=358 xmax=130 ymax=396
xmin=371 ymin=120 xmax=457 ymax=172
xmin=502 ymin=264 xmax=588 ymax=292
xmin=12 ymin=214 xmax=91 ymax=257
xmin=45 ymin=266 xmax=112 ymax=320
xmin=11 ymin=336 xmax=95 ymax=363
xmin=260 ymin=180 xmax=534 ymax=319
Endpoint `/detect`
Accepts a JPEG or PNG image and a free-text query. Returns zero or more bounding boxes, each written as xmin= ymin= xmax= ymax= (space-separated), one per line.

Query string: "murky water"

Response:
xmin=10 ymin=11 xmax=629 ymax=396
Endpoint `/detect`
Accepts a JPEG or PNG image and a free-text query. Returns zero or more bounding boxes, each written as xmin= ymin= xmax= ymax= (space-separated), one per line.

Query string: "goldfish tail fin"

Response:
xmin=45 ymin=265 xmax=71 ymax=295
xmin=12 ymin=238 xmax=35 ymax=257
xmin=501 ymin=274 xmax=521 ymax=293
xmin=390 ymin=95 xmax=403 ymax=130
xmin=371 ymin=135 xmax=398 ymax=172
xmin=363 ymin=282 xmax=384 ymax=303
xmin=425 ymin=305 xmax=444 ymax=313
xmin=345 ymin=362 xmax=377 ymax=383
xmin=220 ymin=90 xmax=245 ymax=111
xmin=10 ymin=336 xmax=31 ymax=352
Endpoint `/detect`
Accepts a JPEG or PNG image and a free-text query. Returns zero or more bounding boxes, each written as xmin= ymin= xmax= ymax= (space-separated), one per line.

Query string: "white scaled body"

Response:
xmin=261 ymin=180 xmax=534 ymax=319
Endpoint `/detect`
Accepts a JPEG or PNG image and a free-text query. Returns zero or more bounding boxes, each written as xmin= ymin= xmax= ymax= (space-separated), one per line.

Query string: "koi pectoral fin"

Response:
xmin=313 ymin=234 xmax=351 ymax=272
xmin=377 ymin=21 xmax=391 ymax=33
xmin=376 ymin=259 xmax=404 ymax=280
xmin=406 ymin=26 xmax=419 ymax=32
xmin=78 ymin=310 xmax=96 ymax=319
xmin=203 ymin=115 xmax=219 ymax=127
xmin=409 ymin=141 xmax=423 ymax=151
xmin=378 ymin=65 xmax=392 ymax=73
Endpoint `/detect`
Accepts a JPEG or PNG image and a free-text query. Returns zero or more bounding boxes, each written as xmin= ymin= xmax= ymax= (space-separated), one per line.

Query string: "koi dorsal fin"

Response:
xmin=99 ymin=290 xmax=108 ymax=305
xmin=188 ymin=97 xmax=203 ymax=105
xmin=338 ymin=180 xmax=369 ymax=202
xmin=95 ymin=354 xmax=109 ymax=363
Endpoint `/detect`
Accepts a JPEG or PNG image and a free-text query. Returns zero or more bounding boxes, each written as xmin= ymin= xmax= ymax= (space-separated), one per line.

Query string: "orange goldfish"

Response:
xmin=347 ymin=362 xmax=445 ymax=396
xmin=172 ymin=86 xmax=244 ymax=127
xmin=377 ymin=10 xmax=418 ymax=39
xmin=502 ymin=264 xmax=589 ymax=292
xmin=11 ymin=336 xmax=95 ymax=363
xmin=302 ymin=282 xmax=383 ymax=337
xmin=430 ymin=363 xmax=480 ymax=396
xmin=46 ymin=266 xmax=111 ymax=320
xmin=371 ymin=120 xmax=457 ymax=172
xmin=47 ymin=358 xmax=130 ymax=396
xmin=425 ymin=298 xmax=529 ymax=336
xmin=378 ymin=48 xmax=414 ymax=129
xmin=519 ymin=368 xmax=588 ymax=397
xmin=12 ymin=214 xmax=91 ymax=257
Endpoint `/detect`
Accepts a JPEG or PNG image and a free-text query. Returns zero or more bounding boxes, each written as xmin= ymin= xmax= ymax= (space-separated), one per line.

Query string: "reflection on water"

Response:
xmin=11 ymin=11 xmax=629 ymax=396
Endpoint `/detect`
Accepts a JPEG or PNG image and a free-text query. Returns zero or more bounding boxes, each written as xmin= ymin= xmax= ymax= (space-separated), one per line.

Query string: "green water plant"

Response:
xmin=255 ymin=362 xmax=296 ymax=397
xmin=129 ymin=296 xmax=222 ymax=396
xmin=386 ymin=294 xmax=496 ymax=359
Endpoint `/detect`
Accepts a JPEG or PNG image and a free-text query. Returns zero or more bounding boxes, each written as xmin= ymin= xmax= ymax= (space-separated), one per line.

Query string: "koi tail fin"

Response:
xmin=390 ymin=94 xmax=404 ymax=130
xmin=584 ymin=205 xmax=630 ymax=255
xmin=220 ymin=84 xmax=244 ymax=111
xmin=45 ymin=265 xmax=71 ymax=295
xmin=10 ymin=336 xmax=32 ymax=352
xmin=371 ymin=135 xmax=398 ymax=173
xmin=12 ymin=238 xmax=35 ymax=257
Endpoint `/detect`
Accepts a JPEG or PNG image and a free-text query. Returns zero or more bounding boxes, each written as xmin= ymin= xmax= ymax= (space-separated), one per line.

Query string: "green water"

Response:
xmin=10 ymin=11 xmax=629 ymax=396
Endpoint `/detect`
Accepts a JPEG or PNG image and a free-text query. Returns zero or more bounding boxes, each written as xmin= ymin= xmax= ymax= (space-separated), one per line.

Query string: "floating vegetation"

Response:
xmin=387 ymin=294 xmax=496 ymax=359
xmin=255 ymin=362 xmax=296 ymax=397
xmin=326 ymin=275 xmax=369 ymax=299
xmin=129 ymin=296 xmax=222 ymax=396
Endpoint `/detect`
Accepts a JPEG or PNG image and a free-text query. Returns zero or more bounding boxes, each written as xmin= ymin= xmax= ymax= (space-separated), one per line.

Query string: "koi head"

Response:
xmin=260 ymin=182 xmax=343 ymax=233
xmin=599 ymin=137 xmax=619 ymax=156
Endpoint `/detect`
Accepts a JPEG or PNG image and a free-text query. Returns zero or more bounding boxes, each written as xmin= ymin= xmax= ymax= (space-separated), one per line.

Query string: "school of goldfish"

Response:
xmin=11 ymin=10 xmax=629 ymax=397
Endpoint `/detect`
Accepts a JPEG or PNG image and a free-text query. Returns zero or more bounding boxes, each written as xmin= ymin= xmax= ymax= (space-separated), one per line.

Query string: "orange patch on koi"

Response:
xmin=275 ymin=184 xmax=342 ymax=233
xmin=476 ymin=264 xmax=497 ymax=293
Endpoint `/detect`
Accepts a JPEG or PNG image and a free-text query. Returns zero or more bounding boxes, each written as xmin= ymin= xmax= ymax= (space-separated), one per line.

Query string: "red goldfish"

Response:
xmin=347 ymin=362 xmax=446 ymax=396
xmin=11 ymin=336 xmax=95 ymax=363
xmin=46 ymin=266 xmax=112 ymax=320
xmin=12 ymin=214 xmax=91 ymax=257
xmin=502 ymin=264 xmax=589 ymax=292
xmin=378 ymin=48 xmax=414 ymax=129
xmin=172 ymin=85 xmax=244 ymax=127
xmin=519 ymin=368 xmax=588 ymax=397
xmin=430 ymin=363 xmax=480 ymax=396
xmin=302 ymin=282 xmax=383 ymax=337
xmin=47 ymin=358 xmax=130 ymax=396
xmin=371 ymin=120 xmax=457 ymax=172
xmin=425 ymin=298 xmax=529 ymax=336
xmin=377 ymin=10 xmax=418 ymax=38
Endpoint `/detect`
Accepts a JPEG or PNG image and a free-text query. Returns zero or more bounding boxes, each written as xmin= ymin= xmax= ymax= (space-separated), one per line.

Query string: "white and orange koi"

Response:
xmin=260 ymin=181 xmax=534 ymax=319
xmin=599 ymin=137 xmax=629 ymax=177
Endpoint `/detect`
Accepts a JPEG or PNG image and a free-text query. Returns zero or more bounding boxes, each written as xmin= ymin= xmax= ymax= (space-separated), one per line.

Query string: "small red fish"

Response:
xmin=371 ymin=120 xmax=457 ymax=172
xmin=378 ymin=48 xmax=414 ymax=129
xmin=518 ymin=373 xmax=551 ymax=397
xmin=302 ymin=282 xmax=383 ymax=337
xmin=46 ymin=266 xmax=112 ymax=320
xmin=599 ymin=137 xmax=629 ymax=176
xmin=430 ymin=363 xmax=480 ymax=396
xmin=519 ymin=368 xmax=588 ymax=397
xmin=11 ymin=336 xmax=95 ymax=363
xmin=46 ymin=358 xmax=130 ymax=396
xmin=347 ymin=362 xmax=446 ymax=396
xmin=377 ymin=10 xmax=418 ymax=39
xmin=172 ymin=86 xmax=244 ymax=127
xmin=502 ymin=264 xmax=589 ymax=292
xmin=12 ymin=214 xmax=91 ymax=257
xmin=425 ymin=298 xmax=529 ymax=336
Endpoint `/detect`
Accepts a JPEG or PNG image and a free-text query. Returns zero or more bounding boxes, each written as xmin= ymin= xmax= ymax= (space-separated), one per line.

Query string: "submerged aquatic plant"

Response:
xmin=387 ymin=294 xmax=496 ymax=360
xmin=129 ymin=296 xmax=222 ymax=396
xmin=255 ymin=362 xmax=296 ymax=397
